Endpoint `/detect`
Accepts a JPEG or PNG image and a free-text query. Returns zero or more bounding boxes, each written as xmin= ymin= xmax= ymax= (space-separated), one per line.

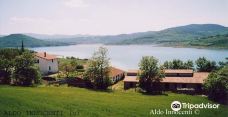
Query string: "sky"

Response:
xmin=0 ymin=0 xmax=228 ymax=35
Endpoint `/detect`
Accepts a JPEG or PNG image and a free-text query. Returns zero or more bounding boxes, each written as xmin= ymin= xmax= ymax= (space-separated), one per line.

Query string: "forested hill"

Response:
xmin=26 ymin=24 xmax=228 ymax=48
xmin=0 ymin=34 xmax=68 ymax=48
xmin=188 ymin=34 xmax=228 ymax=48
xmin=117 ymin=24 xmax=228 ymax=46
xmin=2 ymin=24 xmax=228 ymax=48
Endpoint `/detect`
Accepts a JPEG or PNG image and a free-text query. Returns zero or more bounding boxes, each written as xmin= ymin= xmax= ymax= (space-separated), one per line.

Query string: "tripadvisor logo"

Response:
xmin=171 ymin=101 xmax=182 ymax=111
xmin=170 ymin=101 xmax=220 ymax=111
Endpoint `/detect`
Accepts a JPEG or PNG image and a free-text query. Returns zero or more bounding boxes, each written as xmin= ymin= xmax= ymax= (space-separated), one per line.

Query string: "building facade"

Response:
xmin=162 ymin=69 xmax=209 ymax=93
xmin=123 ymin=70 xmax=139 ymax=89
xmin=123 ymin=69 xmax=209 ymax=93
xmin=35 ymin=52 xmax=58 ymax=75
xmin=110 ymin=67 xmax=125 ymax=84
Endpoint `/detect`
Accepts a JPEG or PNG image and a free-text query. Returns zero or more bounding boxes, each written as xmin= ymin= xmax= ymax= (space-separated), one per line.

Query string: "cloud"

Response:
xmin=79 ymin=18 xmax=91 ymax=23
xmin=10 ymin=17 xmax=51 ymax=23
xmin=63 ymin=0 xmax=89 ymax=8
xmin=7 ymin=16 xmax=94 ymax=34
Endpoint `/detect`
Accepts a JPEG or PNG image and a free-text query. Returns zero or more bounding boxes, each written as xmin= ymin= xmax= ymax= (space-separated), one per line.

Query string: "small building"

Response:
xmin=123 ymin=69 xmax=139 ymax=89
xmin=123 ymin=76 xmax=139 ymax=89
xmin=110 ymin=67 xmax=125 ymax=84
xmin=35 ymin=52 xmax=58 ymax=75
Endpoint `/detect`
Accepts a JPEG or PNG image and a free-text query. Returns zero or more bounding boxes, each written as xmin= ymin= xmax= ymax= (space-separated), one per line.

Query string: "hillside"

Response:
xmin=2 ymin=24 xmax=227 ymax=48
xmin=25 ymin=24 xmax=228 ymax=48
xmin=0 ymin=34 xmax=68 ymax=48
xmin=188 ymin=34 xmax=228 ymax=48
xmin=0 ymin=85 xmax=227 ymax=117
xmin=118 ymin=24 xmax=228 ymax=45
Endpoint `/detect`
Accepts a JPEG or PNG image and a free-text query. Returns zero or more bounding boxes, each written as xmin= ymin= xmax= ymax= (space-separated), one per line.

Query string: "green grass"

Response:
xmin=0 ymin=85 xmax=227 ymax=117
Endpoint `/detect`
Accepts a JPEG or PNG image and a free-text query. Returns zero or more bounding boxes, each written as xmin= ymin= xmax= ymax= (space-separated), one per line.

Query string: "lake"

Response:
xmin=32 ymin=44 xmax=228 ymax=70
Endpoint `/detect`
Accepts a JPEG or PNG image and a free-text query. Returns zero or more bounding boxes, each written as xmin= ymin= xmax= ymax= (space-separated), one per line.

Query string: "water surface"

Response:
xmin=32 ymin=44 xmax=228 ymax=70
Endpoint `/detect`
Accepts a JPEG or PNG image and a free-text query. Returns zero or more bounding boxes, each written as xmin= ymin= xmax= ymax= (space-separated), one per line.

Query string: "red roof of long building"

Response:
xmin=110 ymin=67 xmax=125 ymax=77
xmin=123 ymin=76 xmax=139 ymax=82
xmin=164 ymin=69 xmax=193 ymax=74
xmin=161 ymin=72 xmax=209 ymax=84
xmin=123 ymin=70 xmax=209 ymax=84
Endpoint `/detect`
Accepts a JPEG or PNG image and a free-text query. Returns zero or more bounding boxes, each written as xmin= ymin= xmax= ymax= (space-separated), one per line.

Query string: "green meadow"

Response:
xmin=0 ymin=85 xmax=227 ymax=117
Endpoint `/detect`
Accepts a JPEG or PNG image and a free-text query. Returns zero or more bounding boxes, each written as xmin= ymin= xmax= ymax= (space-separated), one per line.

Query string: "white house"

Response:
xmin=35 ymin=52 xmax=58 ymax=75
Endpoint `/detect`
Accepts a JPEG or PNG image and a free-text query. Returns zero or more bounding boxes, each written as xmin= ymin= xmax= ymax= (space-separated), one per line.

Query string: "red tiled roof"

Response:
xmin=127 ymin=69 xmax=193 ymax=75
xmin=161 ymin=72 xmax=209 ymax=84
xmin=110 ymin=67 xmax=125 ymax=77
xmin=127 ymin=69 xmax=141 ymax=74
xmin=165 ymin=69 xmax=193 ymax=74
xmin=35 ymin=52 xmax=57 ymax=60
xmin=123 ymin=76 xmax=139 ymax=82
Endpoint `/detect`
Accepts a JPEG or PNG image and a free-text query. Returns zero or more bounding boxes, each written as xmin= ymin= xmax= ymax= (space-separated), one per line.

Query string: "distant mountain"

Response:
xmin=24 ymin=31 xmax=156 ymax=44
xmin=0 ymin=34 xmax=68 ymax=48
xmin=24 ymin=33 xmax=91 ymax=39
xmin=25 ymin=24 xmax=228 ymax=48
xmin=118 ymin=24 xmax=228 ymax=45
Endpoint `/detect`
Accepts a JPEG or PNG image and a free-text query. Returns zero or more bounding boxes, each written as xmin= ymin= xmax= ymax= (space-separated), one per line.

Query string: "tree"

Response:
xmin=184 ymin=60 xmax=194 ymax=69
xmin=83 ymin=47 xmax=111 ymax=89
xmin=196 ymin=57 xmax=217 ymax=72
xmin=62 ymin=62 xmax=76 ymax=78
xmin=163 ymin=61 xmax=173 ymax=69
xmin=172 ymin=59 xmax=184 ymax=69
xmin=163 ymin=59 xmax=193 ymax=69
xmin=0 ymin=59 xmax=12 ymax=84
xmin=203 ymin=66 xmax=228 ymax=104
xmin=0 ymin=48 xmax=20 ymax=84
xmin=218 ymin=58 xmax=228 ymax=69
xmin=139 ymin=56 xmax=164 ymax=94
xmin=21 ymin=40 xmax=24 ymax=52
xmin=13 ymin=51 xmax=41 ymax=86
xmin=58 ymin=58 xmax=79 ymax=78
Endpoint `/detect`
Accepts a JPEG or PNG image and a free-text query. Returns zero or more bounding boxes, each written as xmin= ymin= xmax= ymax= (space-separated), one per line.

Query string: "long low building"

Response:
xmin=162 ymin=69 xmax=209 ymax=93
xmin=123 ymin=69 xmax=209 ymax=93
xmin=110 ymin=67 xmax=125 ymax=84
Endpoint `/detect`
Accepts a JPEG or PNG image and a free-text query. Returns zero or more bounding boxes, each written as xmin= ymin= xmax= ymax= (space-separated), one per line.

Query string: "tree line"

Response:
xmin=162 ymin=57 xmax=222 ymax=72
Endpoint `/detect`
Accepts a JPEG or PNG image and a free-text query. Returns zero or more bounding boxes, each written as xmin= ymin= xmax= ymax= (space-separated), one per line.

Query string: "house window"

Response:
xmin=174 ymin=84 xmax=177 ymax=89
xmin=182 ymin=84 xmax=187 ymax=88
xmin=165 ymin=83 xmax=169 ymax=90
xmin=49 ymin=66 xmax=51 ymax=71
xmin=52 ymin=59 xmax=54 ymax=63
xmin=37 ymin=59 xmax=39 ymax=63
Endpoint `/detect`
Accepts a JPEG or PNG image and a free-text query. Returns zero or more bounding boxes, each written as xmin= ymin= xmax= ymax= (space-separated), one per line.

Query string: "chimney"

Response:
xmin=44 ymin=52 xmax=46 ymax=57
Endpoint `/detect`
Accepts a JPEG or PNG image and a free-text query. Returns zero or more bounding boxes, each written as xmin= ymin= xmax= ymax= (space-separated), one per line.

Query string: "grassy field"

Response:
xmin=0 ymin=85 xmax=227 ymax=117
